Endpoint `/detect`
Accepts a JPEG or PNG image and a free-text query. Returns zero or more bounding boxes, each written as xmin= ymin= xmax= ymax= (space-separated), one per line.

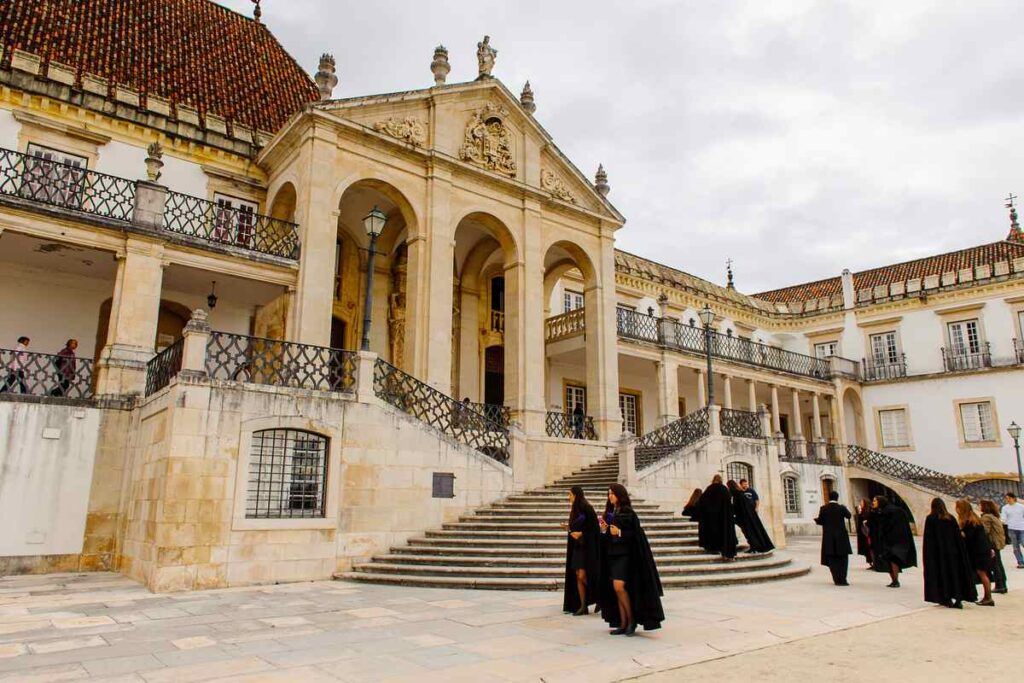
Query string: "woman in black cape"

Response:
xmin=728 ymin=479 xmax=775 ymax=553
xmin=956 ymin=499 xmax=995 ymax=606
xmin=597 ymin=483 xmax=664 ymax=635
xmin=562 ymin=485 xmax=602 ymax=615
xmin=854 ymin=498 xmax=872 ymax=568
xmin=695 ymin=475 xmax=738 ymax=559
xmin=682 ymin=488 xmax=702 ymax=521
xmin=922 ymin=497 xmax=977 ymax=609
xmin=873 ymin=495 xmax=917 ymax=587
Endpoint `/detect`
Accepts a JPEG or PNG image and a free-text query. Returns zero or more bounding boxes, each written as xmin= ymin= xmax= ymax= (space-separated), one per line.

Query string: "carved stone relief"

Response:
xmin=373 ymin=117 xmax=427 ymax=147
xmin=459 ymin=103 xmax=517 ymax=177
xmin=541 ymin=169 xmax=576 ymax=203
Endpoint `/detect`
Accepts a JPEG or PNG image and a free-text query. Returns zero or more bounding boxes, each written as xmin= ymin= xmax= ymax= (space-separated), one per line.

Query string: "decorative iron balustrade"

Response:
xmin=719 ymin=408 xmax=762 ymax=439
xmin=163 ymin=191 xmax=300 ymax=260
xmin=616 ymin=308 xmax=661 ymax=344
xmin=545 ymin=411 xmax=598 ymax=440
xmin=206 ymin=332 xmax=356 ymax=393
xmin=0 ymin=347 xmax=94 ymax=399
xmin=941 ymin=344 xmax=992 ymax=372
xmin=823 ymin=441 xmax=843 ymax=466
xmin=373 ymin=359 xmax=510 ymax=462
xmin=635 ymin=408 xmax=710 ymax=470
xmin=0 ymin=147 xmax=136 ymax=221
xmin=489 ymin=310 xmax=505 ymax=334
xmin=862 ymin=355 xmax=907 ymax=381
xmin=545 ymin=308 xmax=585 ymax=342
xmin=469 ymin=402 xmax=511 ymax=428
xmin=783 ymin=439 xmax=806 ymax=461
xmin=145 ymin=338 xmax=184 ymax=396
xmin=846 ymin=444 xmax=1006 ymax=501
xmin=1015 ymin=338 xmax=1024 ymax=364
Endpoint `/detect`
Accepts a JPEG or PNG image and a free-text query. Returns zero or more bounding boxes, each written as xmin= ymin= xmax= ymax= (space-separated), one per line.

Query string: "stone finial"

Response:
xmin=314 ymin=53 xmax=338 ymax=100
xmin=726 ymin=258 xmax=735 ymax=289
xmin=1007 ymin=193 xmax=1023 ymax=241
xmin=251 ymin=0 xmax=262 ymax=22
xmin=594 ymin=164 xmax=609 ymax=196
xmin=431 ymin=45 xmax=451 ymax=85
xmin=520 ymin=81 xmax=536 ymax=115
xmin=144 ymin=142 xmax=163 ymax=182
xmin=476 ymin=35 xmax=497 ymax=79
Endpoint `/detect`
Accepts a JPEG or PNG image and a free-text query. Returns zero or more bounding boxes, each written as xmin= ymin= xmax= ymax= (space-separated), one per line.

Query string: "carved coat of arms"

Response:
xmin=459 ymin=104 xmax=516 ymax=177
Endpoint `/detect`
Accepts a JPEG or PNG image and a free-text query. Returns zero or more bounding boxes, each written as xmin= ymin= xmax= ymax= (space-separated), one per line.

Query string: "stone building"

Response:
xmin=0 ymin=1 xmax=1022 ymax=590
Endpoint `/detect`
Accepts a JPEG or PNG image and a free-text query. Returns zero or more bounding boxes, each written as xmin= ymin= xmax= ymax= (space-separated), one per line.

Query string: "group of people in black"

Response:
xmin=682 ymin=475 xmax=775 ymax=559
xmin=560 ymin=484 xmax=665 ymax=636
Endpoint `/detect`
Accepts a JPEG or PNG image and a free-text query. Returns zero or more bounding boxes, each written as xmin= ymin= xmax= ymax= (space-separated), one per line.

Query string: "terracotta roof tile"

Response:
xmin=0 ymin=0 xmax=320 ymax=133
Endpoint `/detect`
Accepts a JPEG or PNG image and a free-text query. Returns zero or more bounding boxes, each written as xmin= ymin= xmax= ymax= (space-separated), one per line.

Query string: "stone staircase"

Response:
xmin=338 ymin=456 xmax=809 ymax=590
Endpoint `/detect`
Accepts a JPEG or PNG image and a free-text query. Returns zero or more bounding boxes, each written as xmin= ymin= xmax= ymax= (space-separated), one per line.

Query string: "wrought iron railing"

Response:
xmin=489 ymin=310 xmax=505 ymax=334
xmin=469 ymin=402 xmax=511 ymax=428
xmin=374 ymin=359 xmax=510 ymax=462
xmin=0 ymin=147 xmax=136 ymax=221
xmin=1015 ymin=338 xmax=1024 ymax=364
xmin=163 ymin=191 xmax=300 ymax=260
xmin=206 ymin=332 xmax=356 ymax=392
xmin=784 ymin=439 xmax=805 ymax=461
xmin=616 ymin=308 xmax=660 ymax=344
xmin=545 ymin=411 xmax=598 ymax=440
xmin=145 ymin=338 xmax=184 ymax=396
xmin=846 ymin=444 xmax=1007 ymax=500
xmin=635 ymin=408 xmax=710 ymax=470
xmin=941 ymin=344 xmax=991 ymax=372
xmin=862 ymin=355 xmax=907 ymax=381
xmin=719 ymin=408 xmax=762 ymax=439
xmin=545 ymin=308 xmax=585 ymax=342
xmin=0 ymin=347 xmax=94 ymax=399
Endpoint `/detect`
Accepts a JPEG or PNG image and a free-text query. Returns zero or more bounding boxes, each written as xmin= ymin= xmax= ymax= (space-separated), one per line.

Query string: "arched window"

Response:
xmin=247 ymin=429 xmax=329 ymax=519
xmin=726 ymin=461 xmax=753 ymax=487
xmin=783 ymin=474 xmax=800 ymax=515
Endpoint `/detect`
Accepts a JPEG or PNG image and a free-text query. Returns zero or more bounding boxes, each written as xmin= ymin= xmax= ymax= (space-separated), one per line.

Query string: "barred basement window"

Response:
xmin=726 ymin=461 xmax=753 ymax=488
xmin=247 ymin=429 xmax=328 ymax=518
xmin=782 ymin=475 xmax=800 ymax=515
xmin=432 ymin=472 xmax=455 ymax=498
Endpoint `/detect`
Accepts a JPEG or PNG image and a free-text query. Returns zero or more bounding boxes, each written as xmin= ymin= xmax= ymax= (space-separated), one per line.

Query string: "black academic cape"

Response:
xmin=696 ymin=484 xmax=738 ymax=558
xmin=866 ymin=509 xmax=888 ymax=572
xmin=562 ymin=503 xmax=602 ymax=612
xmin=597 ymin=508 xmax=665 ymax=631
xmin=923 ymin=515 xmax=978 ymax=604
xmin=682 ymin=503 xmax=700 ymax=521
xmin=732 ymin=489 xmax=775 ymax=553
xmin=875 ymin=505 xmax=917 ymax=569
xmin=854 ymin=510 xmax=871 ymax=559
xmin=815 ymin=502 xmax=853 ymax=564
xmin=961 ymin=522 xmax=993 ymax=575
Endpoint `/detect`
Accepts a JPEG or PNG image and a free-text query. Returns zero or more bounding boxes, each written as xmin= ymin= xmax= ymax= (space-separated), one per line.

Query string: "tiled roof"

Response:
xmin=754 ymin=239 xmax=1024 ymax=303
xmin=0 ymin=0 xmax=320 ymax=133
xmin=614 ymin=250 xmax=770 ymax=311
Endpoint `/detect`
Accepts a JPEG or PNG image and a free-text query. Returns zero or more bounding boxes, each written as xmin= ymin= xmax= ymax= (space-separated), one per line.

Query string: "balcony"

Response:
xmin=0 ymin=346 xmax=94 ymax=400
xmin=862 ymin=354 xmax=907 ymax=382
xmin=941 ymin=343 xmax=992 ymax=373
xmin=0 ymin=146 xmax=300 ymax=261
xmin=545 ymin=410 xmax=598 ymax=440
xmin=545 ymin=308 xmax=585 ymax=342
xmin=1016 ymin=338 xmax=1024 ymax=364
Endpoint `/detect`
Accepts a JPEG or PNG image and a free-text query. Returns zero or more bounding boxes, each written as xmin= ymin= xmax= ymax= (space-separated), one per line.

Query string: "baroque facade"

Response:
xmin=0 ymin=1 xmax=1022 ymax=590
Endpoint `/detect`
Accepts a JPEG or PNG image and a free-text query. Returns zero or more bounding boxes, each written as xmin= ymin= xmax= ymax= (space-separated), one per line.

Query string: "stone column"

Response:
xmin=656 ymin=357 xmax=679 ymax=426
xmin=180 ymin=310 xmax=211 ymax=377
xmin=456 ymin=284 xmax=480 ymax=401
xmin=790 ymin=388 xmax=803 ymax=437
xmin=513 ymin=200 xmax=546 ymax=435
xmin=769 ymin=384 xmax=781 ymax=434
xmin=811 ymin=392 xmax=823 ymax=441
xmin=586 ymin=232 xmax=622 ymax=441
xmin=722 ymin=374 xmax=733 ymax=409
xmin=422 ymin=171 xmax=455 ymax=394
xmin=696 ymin=369 xmax=706 ymax=408
xmin=828 ymin=393 xmax=841 ymax=443
xmin=747 ymin=379 xmax=757 ymax=411
xmin=95 ymin=238 xmax=166 ymax=395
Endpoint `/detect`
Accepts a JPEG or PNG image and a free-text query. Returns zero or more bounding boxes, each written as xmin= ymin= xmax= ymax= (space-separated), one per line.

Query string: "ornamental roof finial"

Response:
xmin=1007 ymin=193 xmax=1023 ymax=241
xmin=251 ymin=0 xmax=262 ymax=22
xmin=594 ymin=164 xmax=609 ymax=197
xmin=726 ymin=258 xmax=735 ymax=289
xmin=431 ymin=45 xmax=450 ymax=85
xmin=315 ymin=53 xmax=338 ymax=100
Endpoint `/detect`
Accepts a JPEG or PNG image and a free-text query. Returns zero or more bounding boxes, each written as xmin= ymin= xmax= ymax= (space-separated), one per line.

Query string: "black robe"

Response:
xmin=854 ymin=510 xmax=871 ymax=560
xmin=696 ymin=484 xmax=737 ymax=558
xmin=596 ymin=508 xmax=665 ymax=631
xmin=815 ymin=502 xmax=852 ymax=564
xmin=923 ymin=515 xmax=978 ymax=604
xmin=875 ymin=505 xmax=917 ymax=569
xmin=961 ymin=522 xmax=993 ymax=576
xmin=866 ymin=509 xmax=888 ymax=572
xmin=562 ymin=503 xmax=602 ymax=612
xmin=732 ymin=489 xmax=775 ymax=553
xmin=682 ymin=502 xmax=700 ymax=521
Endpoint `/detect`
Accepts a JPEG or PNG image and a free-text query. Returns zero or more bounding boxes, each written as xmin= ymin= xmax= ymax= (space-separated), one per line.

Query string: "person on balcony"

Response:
xmin=956 ymin=499 xmax=996 ymax=606
xmin=561 ymin=486 xmax=601 ymax=616
xmin=51 ymin=338 xmax=78 ymax=397
xmin=728 ymin=479 xmax=775 ymax=553
xmin=872 ymin=495 xmax=917 ymax=588
xmin=815 ymin=490 xmax=852 ymax=586
xmin=922 ymin=497 xmax=977 ymax=609
xmin=2 ymin=336 xmax=30 ymax=394
xmin=571 ymin=402 xmax=585 ymax=439
xmin=694 ymin=475 xmax=737 ymax=560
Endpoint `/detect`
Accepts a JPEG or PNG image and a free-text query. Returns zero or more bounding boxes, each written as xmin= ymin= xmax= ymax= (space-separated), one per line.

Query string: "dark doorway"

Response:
xmin=779 ymin=415 xmax=790 ymax=437
xmin=330 ymin=317 xmax=347 ymax=350
xmin=864 ymin=480 xmax=914 ymax=523
xmin=490 ymin=276 xmax=505 ymax=312
xmin=484 ymin=345 xmax=504 ymax=406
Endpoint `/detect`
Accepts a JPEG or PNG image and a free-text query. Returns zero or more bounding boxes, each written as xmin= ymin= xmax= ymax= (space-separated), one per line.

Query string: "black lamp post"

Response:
xmin=360 ymin=206 xmax=386 ymax=351
xmin=698 ymin=304 xmax=715 ymax=407
xmin=1009 ymin=421 xmax=1023 ymax=496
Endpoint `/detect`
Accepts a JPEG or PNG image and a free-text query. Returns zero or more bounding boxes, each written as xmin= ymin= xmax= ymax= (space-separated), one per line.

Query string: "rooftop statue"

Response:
xmin=476 ymin=35 xmax=497 ymax=79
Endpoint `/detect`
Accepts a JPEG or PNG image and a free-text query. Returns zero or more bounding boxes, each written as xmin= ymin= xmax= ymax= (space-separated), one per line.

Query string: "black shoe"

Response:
xmin=887 ymin=581 xmax=900 ymax=588
xmin=624 ymin=622 xmax=637 ymax=637
xmin=610 ymin=627 xmax=627 ymax=636
xmin=836 ymin=581 xmax=850 ymax=586
xmin=948 ymin=600 xmax=963 ymax=609
xmin=573 ymin=606 xmax=589 ymax=616
xmin=994 ymin=587 xmax=1008 ymax=594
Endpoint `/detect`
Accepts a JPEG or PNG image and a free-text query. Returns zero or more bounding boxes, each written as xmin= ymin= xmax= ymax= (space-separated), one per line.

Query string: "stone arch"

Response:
xmin=841 ymin=386 xmax=867 ymax=446
xmin=453 ymin=210 xmax=520 ymax=266
xmin=94 ymin=297 xmax=192 ymax=362
xmin=543 ymin=238 xmax=597 ymax=289
xmin=335 ymin=177 xmax=420 ymax=253
xmin=848 ymin=476 xmax=917 ymax=525
xmin=267 ymin=182 xmax=297 ymax=222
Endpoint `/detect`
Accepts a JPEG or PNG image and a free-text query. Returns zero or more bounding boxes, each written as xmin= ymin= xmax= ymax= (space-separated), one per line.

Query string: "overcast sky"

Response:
xmin=221 ymin=0 xmax=1020 ymax=293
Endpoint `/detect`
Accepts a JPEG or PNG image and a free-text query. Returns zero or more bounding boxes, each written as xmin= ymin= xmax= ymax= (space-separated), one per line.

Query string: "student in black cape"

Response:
xmin=682 ymin=488 xmax=702 ymax=521
xmin=956 ymin=499 xmax=995 ymax=606
xmin=854 ymin=499 xmax=873 ymax=569
xmin=695 ymin=475 xmax=737 ymax=559
xmin=562 ymin=485 xmax=602 ymax=616
xmin=728 ymin=479 xmax=775 ymax=553
xmin=873 ymin=495 xmax=917 ymax=587
xmin=596 ymin=483 xmax=664 ymax=636
xmin=922 ymin=497 xmax=977 ymax=609
xmin=866 ymin=498 xmax=888 ymax=572
xmin=814 ymin=490 xmax=852 ymax=586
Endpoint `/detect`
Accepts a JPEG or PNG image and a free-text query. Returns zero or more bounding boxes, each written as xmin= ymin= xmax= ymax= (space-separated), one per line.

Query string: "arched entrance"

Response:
xmin=842 ymin=386 xmax=867 ymax=446
xmin=849 ymin=477 xmax=915 ymax=524
xmin=94 ymin=298 xmax=191 ymax=362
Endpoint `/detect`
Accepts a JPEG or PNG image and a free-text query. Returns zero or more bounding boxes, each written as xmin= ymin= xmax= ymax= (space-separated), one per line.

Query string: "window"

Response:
xmin=563 ymin=289 xmax=584 ymax=313
xmin=213 ymin=193 xmax=258 ymax=248
xmin=432 ymin=472 xmax=455 ymax=498
xmin=23 ymin=143 xmax=87 ymax=209
xmin=869 ymin=331 xmax=900 ymax=365
xmin=959 ymin=401 xmax=996 ymax=443
xmin=1018 ymin=311 xmax=1024 ymax=338
xmin=878 ymin=408 xmax=909 ymax=448
xmin=782 ymin=475 xmax=800 ymax=515
xmin=564 ymin=384 xmax=586 ymax=413
xmin=619 ymin=392 xmax=641 ymax=436
xmin=247 ymin=429 xmax=328 ymax=518
xmin=726 ymin=461 xmax=753 ymax=488
xmin=947 ymin=319 xmax=981 ymax=356
xmin=814 ymin=341 xmax=838 ymax=359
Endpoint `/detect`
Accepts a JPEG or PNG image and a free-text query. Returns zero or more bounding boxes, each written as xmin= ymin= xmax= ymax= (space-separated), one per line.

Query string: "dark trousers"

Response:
xmin=826 ymin=556 xmax=849 ymax=585
xmin=2 ymin=370 xmax=26 ymax=393
xmin=990 ymin=549 xmax=1007 ymax=590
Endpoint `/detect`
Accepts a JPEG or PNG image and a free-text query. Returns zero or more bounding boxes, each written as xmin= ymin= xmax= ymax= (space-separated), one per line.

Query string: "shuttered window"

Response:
xmin=959 ymin=402 xmax=995 ymax=442
xmin=879 ymin=408 xmax=909 ymax=448
xmin=782 ymin=475 xmax=800 ymax=515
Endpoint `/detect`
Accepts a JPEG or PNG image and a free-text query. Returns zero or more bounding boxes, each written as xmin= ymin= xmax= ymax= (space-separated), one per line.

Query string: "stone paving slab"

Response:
xmin=0 ymin=538 xmax=1009 ymax=682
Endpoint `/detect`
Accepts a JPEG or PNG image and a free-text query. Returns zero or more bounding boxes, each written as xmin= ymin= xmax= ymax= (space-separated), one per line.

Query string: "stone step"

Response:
xmin=473 ymin=506 xmax=674 ymax=516
xmin=407 ymin=536 xmax=699 ymax=549
xmin=388 ymin=544 xmax=725 ymax=558
xmin=462 ymin=513 xmax=679 ymax=523
xmin=423 ymin=528 xmax=698 ymax=539
xmin=443 ymin=521 xmax=696 ymax=531
xmin=369 ymin=551 xmax=767 ymax=567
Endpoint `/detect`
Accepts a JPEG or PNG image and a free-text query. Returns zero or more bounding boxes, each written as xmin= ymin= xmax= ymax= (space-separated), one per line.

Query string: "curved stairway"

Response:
xmin=339 ymin=456 xmax=809 ymax=590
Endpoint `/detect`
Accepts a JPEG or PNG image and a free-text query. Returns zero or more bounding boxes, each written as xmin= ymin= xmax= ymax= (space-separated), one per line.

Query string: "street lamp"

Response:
xmin=698 ymin=304 xmax=715 ymax=407
xmin=1009 ymin=421 xmax=1023 ymax=496
xmin=360 ymin=206 xmax=387 ymax=351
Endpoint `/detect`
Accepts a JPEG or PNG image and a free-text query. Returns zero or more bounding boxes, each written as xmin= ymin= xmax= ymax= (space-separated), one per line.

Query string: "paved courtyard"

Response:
xmin=0 ymin=539 xmax=1016 ymax=682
